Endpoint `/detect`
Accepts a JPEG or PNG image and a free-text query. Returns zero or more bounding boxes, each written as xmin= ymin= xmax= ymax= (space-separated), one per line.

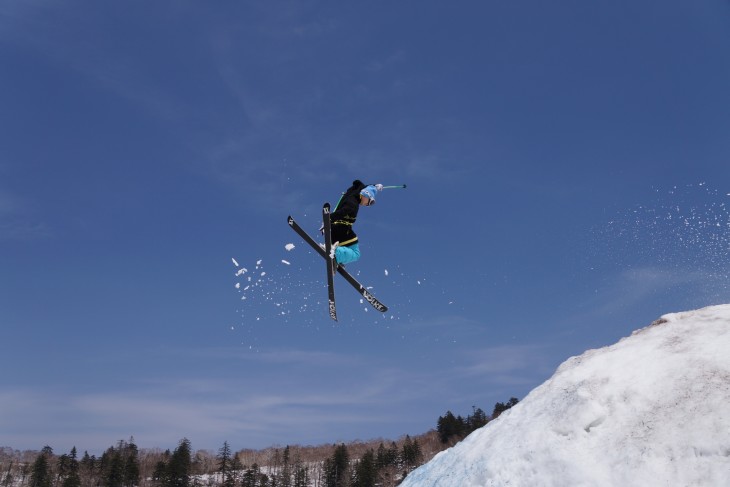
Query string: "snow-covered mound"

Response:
xmin=401 ymin=304 xmax=730 ymax=487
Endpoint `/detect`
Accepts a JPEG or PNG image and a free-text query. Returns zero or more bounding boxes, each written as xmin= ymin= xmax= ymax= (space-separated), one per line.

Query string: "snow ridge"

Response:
xmin=401 ymin=304 xmax=730 ymax=487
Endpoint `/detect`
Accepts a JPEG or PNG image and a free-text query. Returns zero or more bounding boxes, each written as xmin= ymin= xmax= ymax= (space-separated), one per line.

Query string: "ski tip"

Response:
xmin=323 ymin=202 xmax=331 ymax=210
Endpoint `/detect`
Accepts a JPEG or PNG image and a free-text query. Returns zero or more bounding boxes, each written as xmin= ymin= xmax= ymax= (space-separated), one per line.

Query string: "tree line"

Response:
xmin=1 ymin=397 xmax=519 ymax=487
xmin=436 ymin=397 xmax=520 ymax=445
xmin=2 ymin=440 xmax=141 ymax=487
xmin=319 ymin=435 xmax=423 ymax=487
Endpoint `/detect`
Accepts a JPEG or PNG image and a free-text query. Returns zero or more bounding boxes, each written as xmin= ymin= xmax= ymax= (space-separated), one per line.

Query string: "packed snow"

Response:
xmin=401 ymin=304 xmax=730 ymax=487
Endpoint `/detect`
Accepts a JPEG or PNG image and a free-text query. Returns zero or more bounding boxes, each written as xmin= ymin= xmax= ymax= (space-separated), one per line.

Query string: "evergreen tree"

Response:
xmin=323 ymin=444 xmax=349 ymax=487
xmin=62 ymin=447 xmax=81 ymax=487
xmin=400 ymin=436 xmax=422 ymax=474
xmin=166 ymin=439 xmax=192 ymax=487
xmin=467 ymin=407 xmax=488 ymax=432
xmin=230 ymin=456 xmax=243 ymax=487
xmin=375 ymin=442 xmax=398 ymax=487
xmin=57 ymin=453 xmax=71 ymax=487
xmin=30 ymin=449 xmax=52 ymax=487
xmin=276 ymin=446 xmax=291 ymax=487
xmin=241 ymin=463 xmax=262 ymax=487
xmin=100 ymin=446 xmax=124 ymax=487
xmin=217 ymin=442 xmax=234 ymax=487
xmin=375 ymin=443 xmax=398 ymax=470
xmin=436 ymin=411 xmax=464 ymax=443
xmin=375 ymin=444 xmax=387 ymax=470
xmin=152 ymin=461 xmax=168 ymax=486
xmin=123 ymin=440 xmax=140 ymax=487
xmin=351 ymin=450 xmax=376 ymax=487
xmin=492 ymin=397 xmax=519 ymax=419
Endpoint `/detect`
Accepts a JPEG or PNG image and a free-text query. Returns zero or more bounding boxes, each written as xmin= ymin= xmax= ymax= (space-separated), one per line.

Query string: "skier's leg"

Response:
xmin=335 ymin=243 xmax=361 ymax=265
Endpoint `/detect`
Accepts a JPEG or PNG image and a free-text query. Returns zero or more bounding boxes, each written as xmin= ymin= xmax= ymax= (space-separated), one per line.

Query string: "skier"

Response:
xmin=322 ymin=180 xmax=383 ymax=266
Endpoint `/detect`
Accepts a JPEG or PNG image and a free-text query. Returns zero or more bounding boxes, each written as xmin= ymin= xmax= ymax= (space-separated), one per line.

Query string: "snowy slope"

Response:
xmin=401 ymin=304 xmax=730 ymax=487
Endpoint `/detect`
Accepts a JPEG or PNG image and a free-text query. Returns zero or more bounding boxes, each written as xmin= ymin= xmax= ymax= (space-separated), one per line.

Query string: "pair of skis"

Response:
xmin=288 ymin=204 xmax=388 ymax=321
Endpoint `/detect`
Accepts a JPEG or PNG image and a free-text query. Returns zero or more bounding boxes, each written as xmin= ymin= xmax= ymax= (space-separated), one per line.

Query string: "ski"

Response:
xmin=287 ymin=215 xmax=389 ymax=314
xmin=322 ymin=203 xmax=337 ymax=321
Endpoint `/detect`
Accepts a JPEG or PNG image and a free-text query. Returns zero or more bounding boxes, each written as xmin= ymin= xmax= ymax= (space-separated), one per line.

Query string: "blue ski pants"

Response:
xmin=335 ymin=243 xmax=361 ymax=265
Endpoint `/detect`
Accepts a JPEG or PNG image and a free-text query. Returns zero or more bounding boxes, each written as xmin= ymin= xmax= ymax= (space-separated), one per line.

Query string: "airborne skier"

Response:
xmin=323 ymin=180 xmax=384 ymax=267
xmin=287 ymin=180 xmax=404 ymax=319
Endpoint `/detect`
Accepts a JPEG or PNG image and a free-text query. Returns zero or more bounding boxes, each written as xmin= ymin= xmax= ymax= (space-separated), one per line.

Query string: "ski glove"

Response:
xmin=375 ymin=183 xmax=383 ymax=192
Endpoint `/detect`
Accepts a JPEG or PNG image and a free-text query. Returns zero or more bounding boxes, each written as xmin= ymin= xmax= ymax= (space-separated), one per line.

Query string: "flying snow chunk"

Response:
xmin=235 ymin=268 xmax=248 ymax=276
xmin=232 ymin=258 xmax=239 ymax=267
xmin=385 ymin=269 xmax=389 ymax=276
xmin=285 ymin=243 xmax=295 ymax=251
xmin=282 ymin=260 xmax=291 ymax=265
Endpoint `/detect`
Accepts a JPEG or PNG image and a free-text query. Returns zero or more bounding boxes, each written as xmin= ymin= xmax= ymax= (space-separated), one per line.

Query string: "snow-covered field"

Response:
xmin=401 ymin=304 xmax=730 ymax=487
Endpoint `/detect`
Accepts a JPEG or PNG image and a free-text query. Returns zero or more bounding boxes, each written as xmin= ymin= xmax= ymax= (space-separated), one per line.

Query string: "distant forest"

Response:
xmin=1 ymin=398 xmax=518 ymax=487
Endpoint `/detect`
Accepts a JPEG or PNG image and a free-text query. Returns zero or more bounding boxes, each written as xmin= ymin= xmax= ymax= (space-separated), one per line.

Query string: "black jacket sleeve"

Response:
xmin=332 ymin=180 xmax=366 ymax=220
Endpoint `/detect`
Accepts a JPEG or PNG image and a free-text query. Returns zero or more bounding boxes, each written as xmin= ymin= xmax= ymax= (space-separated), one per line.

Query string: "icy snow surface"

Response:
xmin=401 ymin=304 xmax=730 ymax=487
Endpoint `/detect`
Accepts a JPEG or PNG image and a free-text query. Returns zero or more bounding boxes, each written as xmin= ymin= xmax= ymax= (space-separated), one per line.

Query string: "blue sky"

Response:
xmin=1 ymin=1 xmax=729 ymax=454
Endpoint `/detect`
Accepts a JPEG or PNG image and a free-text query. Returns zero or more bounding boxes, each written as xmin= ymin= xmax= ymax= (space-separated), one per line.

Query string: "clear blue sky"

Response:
xmin=1 ymin=1 xmax=729 ymax=454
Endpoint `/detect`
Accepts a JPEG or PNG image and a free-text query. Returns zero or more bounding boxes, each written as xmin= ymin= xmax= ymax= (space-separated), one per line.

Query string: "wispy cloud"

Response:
xmin=456 ymin=344 xmax=551 ymax=378
xmin=0 ymin=221 xmax=52 ymax=240
xmin=199 ymin=15 xmax=474 ymax=212
xmin=595 ymin=266 xmax=716 ymax=314
xmin=0 ymin=370 xmax=411 ymax=453
xmin=552 ymin=264 xmax=730 ymax=344
xmin=0 ymin=189 xmax=51 ymax=240
xmin=0 ymin=189 xmax=17 ymax=216
xmin=0 ymin=339 xmax=553 ymax=453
